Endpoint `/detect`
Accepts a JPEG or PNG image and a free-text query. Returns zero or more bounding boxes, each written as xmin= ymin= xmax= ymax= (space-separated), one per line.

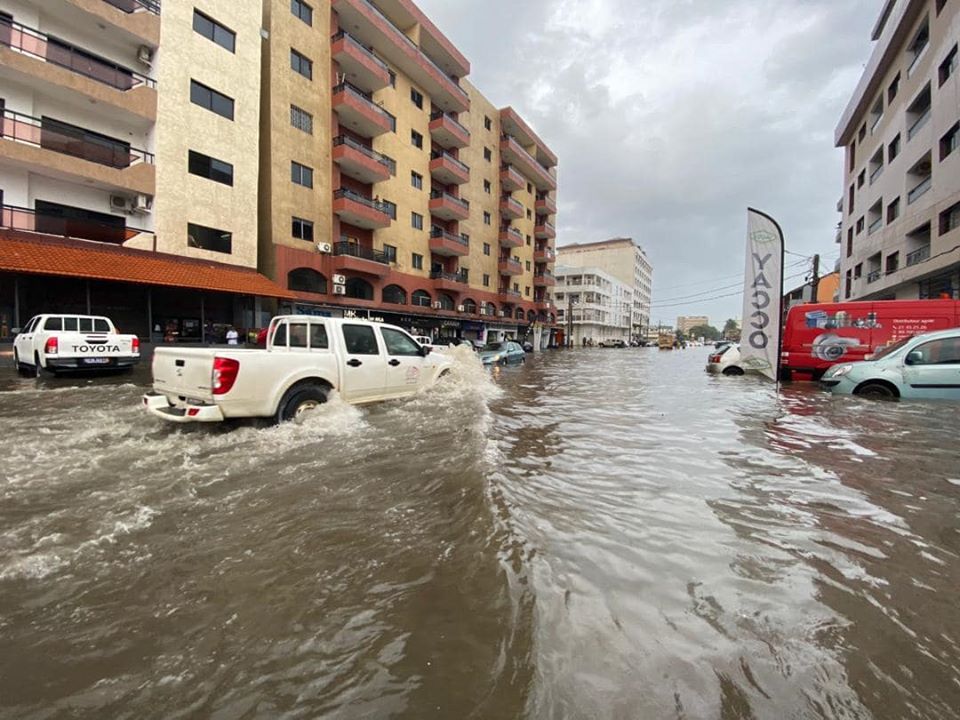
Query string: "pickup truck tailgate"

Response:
xmin=152 ymin=348 xmax=216 ymax=402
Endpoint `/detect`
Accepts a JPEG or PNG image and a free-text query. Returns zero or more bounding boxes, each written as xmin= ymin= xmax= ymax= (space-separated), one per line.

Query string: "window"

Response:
xmin=525 ymin=286 xmax=531 ymax=297
xmin=887 ymin=197 xmax=900 ymax=223
xmin=513 ymin=282 xmax=519 ymax=292
xmin=483 ymin=179 xmax=491 ymax=194
xmin=288 ymin=268 xmax=326 ymax=293
xmin=383 ymin=284 xmax=406 ymax=304
xmin=483 ymin=242 xmax=490 ymax=256
xmin=484 ymin=115 xmax=492 ymax=131
xmin=483 ymin=147 xmax=492 ymax=162
xmin=886 ymin=252 xmax=900 ymax=275
xmin=411 ymin=212 xmax=423 ymax=230
xmin=193 ymin=10 xmax=235 ymax=53
xmin=291 ymin=161 xmax=313 ymax=188
xmin=483 ymin=273 xmax=490 ymax=287
xmin=291 ymin=0 xmax=312 ymax=26
xmin=342 ymin=325 xmax=379 ymax=355
xmin=526 ymin=234 xmax=532 ymax=245
xmin=412 ymin=252 xmax=423 ymax=270
xmin=937 ymin=0 xmax=947 ymax=14
xmin=888 ymin=72 xmax=900 ymax=102
xmin=483 ymin=211 xmax=491 ymax=225
xmin=907 ymin=338 xmax=960 ymax=365
xmin=383 ymin=243 xmax=397 ymax=262
xmin=190 ymin=80 xmax=234 ymax=120
xmin=381 ymin=200 xmax=397 ymax=219
xmin=388 ymin=70 xmax=396 ymax=87
xmin=43 ymin=317 xmax=63 ymax=331
xmin=858 ymin=123 xmax=866 ymax=142
xmin=345 ymin=277 xmax=374 ymax=300
xmin=411 ymin=130 xmax=423 ymax=148
xmin=527 ymin=183 xmax=533 ymax=193
xmin=382 ymin=327 xmax=421 ymax=356
xmin=846 ymin=228 xmax=853 ymax=257
xmin=292 ymin=217 xmax=313 ymax=241
xmin=461 ymin=232 xmax=469 ymax=243
xmin=412 ymin=290 xmax=431 ymax=307
xmin=291 ymin=105 xmax=313 ymax=134
xmin=187 ymin=222 xmax=231 ymax=254
xmin=940 ymin=201 xmax=960 ymax=235
xmin=460 ymin=268 xmax=469 ymax=283
xmin=411 ymin=171 xmax=423 ymax=189
xmin=188 ymin=150 xmax=233 ymax=186
xmin=940 ymin=45 xmax=957 ymax=86
xmin=941 ymin=122 xmax=960 ymax=160
xmin=310 ymin=324 xmax=329 ymax=349
xmin=525 ymin=260 xmax=531 ymax=271
xmin=857 ymin=169 xmax=865 ymax=188
xmin=410 ymin=88 xmax=423 ymax=109
xmin=908 ymin=20 xmax=929 ymax=73
xmin=856 ymin=216 xmax=865 ymax=234
xmin=290 ymin=48 xmax=313 ymax=80
xmin=888 ymin=133 xmax=901 ymax=161
xmin=526 ymin=209 xmax=532 ymax=219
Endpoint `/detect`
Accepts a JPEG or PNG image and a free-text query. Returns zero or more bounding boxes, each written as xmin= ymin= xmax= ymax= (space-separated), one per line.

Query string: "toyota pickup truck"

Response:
xmin=142 ymin=315 xmax=454 ymax=423
xmin=13 ymin=314 xmax=140 ymax=376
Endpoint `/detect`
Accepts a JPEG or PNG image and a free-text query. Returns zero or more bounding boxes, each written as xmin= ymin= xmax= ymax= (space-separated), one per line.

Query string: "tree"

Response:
xmin=688 ymin=324 xmax=720 ymax=341
xmin=723 ymin=318 xmax=741 ymax=341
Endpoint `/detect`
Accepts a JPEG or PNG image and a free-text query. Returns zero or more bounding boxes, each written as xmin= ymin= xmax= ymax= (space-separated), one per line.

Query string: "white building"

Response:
xmin=553 ymin=265 xmax=632 ymax=345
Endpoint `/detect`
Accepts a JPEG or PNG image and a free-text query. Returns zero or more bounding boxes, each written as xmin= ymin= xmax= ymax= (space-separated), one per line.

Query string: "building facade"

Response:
xmin=837 ymin=0 xmax=959 ymax=302
xmin=676 ymin=315 xmax=709 ymax=335
xmin=553 ymin=265 xmax=632 ymax=345
xmin=555 ymin=238 xmax=652 ymax=339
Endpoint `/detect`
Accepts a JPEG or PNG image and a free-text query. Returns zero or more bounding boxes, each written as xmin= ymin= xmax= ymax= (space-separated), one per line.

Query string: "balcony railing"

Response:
xmin=103 ymin=0 xmax=161 ymax=14
xmin=430 ymin=149 xmax=469 ymax=174
xmin=430 ymin=270 xmax=467 ymax=283
xmin=331 ymin=30 xmax=390 ymax=73
xmin=535 ymin=271 xmax=554 ymax=279
xmin=333 ymin=81 xmax=397 ymax=131
xmin=1 ymin=203 xmax=154 ymax=247
xmin=907 ymin=108 xmax=931 ymax=140
xmin=333 ymin=135 xmax=396 ymax=174
xmin=430 ymin=111 xmax=470 ymax=137
xmin=1 ymin=109 xmax=154 ymax=168
xmin=906 ymin=245 xmax=931 ymax=266
xmin=869 ymin=165 xmax=883 ymax=184
xmin=867 ymin=269 xmax=882 ymax=283
xmin=334 ymin=187 xmax=392 ymax=214
xmin=0 ymin=18 xmax=156 ymax=91
xmin=429 ymin=190 xmax=469 ymax=210
xmin=499 ymin=287 xmax=521 ymax=298
xmin=907 ymin=176 xmax=931 ymax=204
xmin=867 ymin=216 xmax=883 ymax=235
xmin=333 ymin=239 xmax=390 ymax=264
xmin=429 ymin=228 xmax=469 ymax=246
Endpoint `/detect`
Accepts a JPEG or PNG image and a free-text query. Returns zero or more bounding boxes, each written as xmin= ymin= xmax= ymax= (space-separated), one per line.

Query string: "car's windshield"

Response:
xmin=871 ymin=336 xmax=913 ymax=360
xmin=482 ymin=342 xmax=504 ymax=352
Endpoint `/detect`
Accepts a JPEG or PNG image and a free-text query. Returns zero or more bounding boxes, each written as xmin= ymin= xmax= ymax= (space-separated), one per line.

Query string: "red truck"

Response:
xmin=780 ymin=299 xmax=960 ymax=381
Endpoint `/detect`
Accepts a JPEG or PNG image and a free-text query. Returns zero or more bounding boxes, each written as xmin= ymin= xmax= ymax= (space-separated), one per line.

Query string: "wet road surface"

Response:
xmin=0 ymin=347 xmax=958 ymax=719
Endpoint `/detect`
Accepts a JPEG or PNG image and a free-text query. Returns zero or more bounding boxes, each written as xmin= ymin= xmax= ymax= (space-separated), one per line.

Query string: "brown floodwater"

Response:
xmin=0 ymin=347 xmax=958 ymax=719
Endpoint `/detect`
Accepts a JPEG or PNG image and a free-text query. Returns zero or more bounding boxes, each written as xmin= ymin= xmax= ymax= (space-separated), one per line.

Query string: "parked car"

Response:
xmin=143 ymin=316 xmax=453 ymax=423
xmin=599 ymin=339 xmax=628 ymax=348
xmin=479 ymin=341 xmax=526 ymax=366
xmin=705 ymin=344 xmax=744 ymax=375
xmin=13 ymin=314 xmax=140 ymax=376
xmin=820 ymin=328 xmax=960 ymax=400
xmin=413 ymin=335 xmax=433 ymax=347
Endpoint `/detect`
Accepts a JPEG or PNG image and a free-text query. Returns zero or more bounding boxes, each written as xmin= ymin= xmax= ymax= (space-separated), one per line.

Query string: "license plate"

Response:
xmin=83 ymin=358 xmax=112 ymax=365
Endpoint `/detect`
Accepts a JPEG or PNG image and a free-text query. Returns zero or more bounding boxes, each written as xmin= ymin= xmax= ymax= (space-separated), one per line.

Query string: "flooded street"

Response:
xmin=1 ymin=347 xmax=958 ymax=719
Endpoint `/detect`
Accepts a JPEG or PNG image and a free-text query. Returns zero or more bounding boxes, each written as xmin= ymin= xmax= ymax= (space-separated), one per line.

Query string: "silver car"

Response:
xmin=820 ymin=328 xmax=960 ymax=400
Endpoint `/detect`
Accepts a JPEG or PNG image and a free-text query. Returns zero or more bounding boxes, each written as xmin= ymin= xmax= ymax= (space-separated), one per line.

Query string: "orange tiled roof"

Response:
xmin=0 ymin=230 xmax=294 ymax=299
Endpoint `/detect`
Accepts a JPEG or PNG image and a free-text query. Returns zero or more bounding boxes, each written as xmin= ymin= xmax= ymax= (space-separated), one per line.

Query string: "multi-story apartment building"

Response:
xmin=0 ymin=0 xmax=289 ymax=341
xmin=676 ymin=315 xmax=709 ymax=335
xmin=555 ymin=238 xmax=652 ymax=338
xmin=837 ymin=0 xmax=959 ymax=301
xmin=258 ymin=0 xmax=558 ymax=343
xmin=553 ymin=265 xmax=632 ymax=345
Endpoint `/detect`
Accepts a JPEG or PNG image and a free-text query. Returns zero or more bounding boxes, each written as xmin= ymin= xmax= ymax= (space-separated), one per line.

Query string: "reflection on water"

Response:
xmin=0 ymin=348 xmax=958 ymax=718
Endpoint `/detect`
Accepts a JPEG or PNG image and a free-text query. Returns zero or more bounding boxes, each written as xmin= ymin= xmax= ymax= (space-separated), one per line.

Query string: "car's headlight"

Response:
xmin=829 ymin=364 xmax=854 ymax=378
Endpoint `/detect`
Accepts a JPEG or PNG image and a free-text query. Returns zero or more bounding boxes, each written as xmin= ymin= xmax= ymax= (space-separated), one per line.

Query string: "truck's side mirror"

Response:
xmin=420 ymin=345 xmax=432 ymax=356
xmin=905 ymin=350 xmax=924 ymax=366
xmin=10 ymin=328 xmax=20 ymax=336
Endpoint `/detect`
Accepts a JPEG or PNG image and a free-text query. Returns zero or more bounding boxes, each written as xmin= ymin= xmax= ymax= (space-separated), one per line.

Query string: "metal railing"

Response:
xmin=535 ymin=248 xmax=556 ymax=260
xmin=103 ymin=0 xmax=161 ymax=14
xmin=535 ymin=271 xmax=555 ymax=279
xmin=501 ymin=134 xmax=553 ymax=185
xmin=499 ymin=287 xmax=521 ymax=297
xmin=867 ymin=270 xmax=882 ymax=283
xmin=334 ymin=188 xmax=392 ymax=215
xmin=333 ymin=135 xmax=395 ymax=174
xmin=907 ymin=108 xmax=931 ymax=140
xmin=331 ymin=31 xmax=390 ymax=73
xmin=0 ymin=18 xmax=156 ymax=90
xmin=429 ymin=228 xmax=469 ymax=246
xmin=536 ymin=221 xmax=556 ymax=233
xmin=500 ymin=226 xmax=522 ymax=239
xmin=429 ymin=111 xmax=470 ymax=138
xmin=907 ymin=176 xmax=932 ymax=204
xmin=429 ymin=190 xmax=469 ymax=209
xmin=0 ymin=109 xmax=154 ymax=168
xmin=333 ymin=81 xmax=397 ymax=130
xmin=869 ymin=165 xmax=883 ymax=184
xmin=332 ymin=239 xmax=389 ymax=264
xmin=430 ymin=149 xmax=469 ymax=174
xmin=499 ymin=258 xmax=522 ymax=270
xmin=0 ymin=203 xmax=154 ymax=247
xmin=906 ymin=245 xmax=931 ymax=266
xmin=430 ymin=270 xmax=467 ymax=283
xmin=867 ymin=216 xmax=883 ymax=235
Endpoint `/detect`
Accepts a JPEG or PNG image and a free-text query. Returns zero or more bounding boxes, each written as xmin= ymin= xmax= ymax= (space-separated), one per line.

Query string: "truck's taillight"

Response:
xmin=212 ymin=357 xmax=240 ymax=395
xmin=132 ymin=336 xmax=140 ymax=354
xmin=44 ymin=337 xmax=58 ymax=354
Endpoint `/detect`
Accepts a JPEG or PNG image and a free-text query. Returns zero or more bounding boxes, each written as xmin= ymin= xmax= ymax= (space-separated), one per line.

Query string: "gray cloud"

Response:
xmin=419 ymin=0 xmax=877 ymax=324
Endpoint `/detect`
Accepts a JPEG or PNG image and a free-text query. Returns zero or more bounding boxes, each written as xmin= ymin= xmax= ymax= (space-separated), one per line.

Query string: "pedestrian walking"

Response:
xmin=226 ymin=326 xmax=239 ymax=345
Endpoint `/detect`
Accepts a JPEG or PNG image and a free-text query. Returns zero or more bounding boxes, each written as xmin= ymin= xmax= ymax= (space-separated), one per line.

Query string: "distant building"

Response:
xmin=836 ymin=0 xmax=960 ymax=302
xmin=556 ymin=238 xmax=652 ymax=338
xmin=554 ymin=265 xmax=632 ymax=345
xmin=676 ymin=315 xmax=709 ymax=335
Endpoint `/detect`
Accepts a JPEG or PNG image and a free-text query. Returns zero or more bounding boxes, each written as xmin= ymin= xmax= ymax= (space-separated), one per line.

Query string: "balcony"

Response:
xmin=333 ymin=135 xmax=395 ymax=184
xmin=867 ymin=216 xmax=883 ymax=235
xmin=499 ymin=195 xmax=523 ymax=219
xmin=907 ymin=176 xmax=931 ymax=204
xmin=501 ymin=107 xmax=557 ymax=168
xmin=332 ymin=81 xmax=396 ymax=138
xmin=55 ymin=0 xmax=160 ymax=47
xmin=429 ymin=190 xmax=469 ymax=221
xmin=498 ymin=257 xmax=522 ymax=276
xmin=867 ymin=269 xmax=882 ymax=284
xmin=0 ymin=19 xmax=157 ymax=124
xmin=330 ymin=0 xmax=469 ymax=113
xmin=331 ymin=31 xmax=391 ymax=93
xmin=333 ymin=188 xmax=392 ymax=230
xmin=534 ymin=246 xmax=555 ymax=263
xmin=499 ymin=225 xmax=523 ymax=248
xmin=429 ymin=150 xmax=469 ymax=185
xmin=535 ymin=194 xmax=557 ymax=215
xmin=534 ymin=271 xmax=556 ymax=287
xmin=0 ymin=109 xmax=155 ymax=195
xmin=1 ymin=202 xmax=154 ymax=247
xmin=906 ymin=245 xmax=931 ymax=266
xmin=500 ymin=134 xmax=556 ymax=191
xmin=429 ymin=111 xmax=470 ymax=149
xmin=430 ymin=270 xmax=468 ymax=292
xmin=534 ymin=222 xmax=556 ymax=240
xmin=908 ymin=108 xmax=931 ymax=141
xmin=429 ymin=228 xmax=469 ymax=257
xmin=498 ymin=286 xmax=522 ymax=302
xmin=332 ymin=240 xmax=391 ymax=277
xmin=500 ymin=164 xmax=524 ymax=192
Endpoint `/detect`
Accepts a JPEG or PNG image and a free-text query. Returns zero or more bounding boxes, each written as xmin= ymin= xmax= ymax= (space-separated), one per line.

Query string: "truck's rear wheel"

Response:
xmin=276 ymin=385 xmax=328 ymax=423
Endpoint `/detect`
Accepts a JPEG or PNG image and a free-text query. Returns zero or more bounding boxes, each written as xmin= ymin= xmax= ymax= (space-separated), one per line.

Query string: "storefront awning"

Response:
xmin=0 ymin=230 xmax=294 ymax=299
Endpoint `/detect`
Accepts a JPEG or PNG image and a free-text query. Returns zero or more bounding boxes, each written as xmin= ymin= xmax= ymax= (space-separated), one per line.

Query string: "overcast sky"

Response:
xmin=418 ymin=0 xmax=879 ymax=327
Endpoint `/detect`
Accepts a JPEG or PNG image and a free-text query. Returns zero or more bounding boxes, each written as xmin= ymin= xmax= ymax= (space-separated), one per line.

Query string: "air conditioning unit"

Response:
xmin=479 ymin=308 xmax=488 ymax=316
xmin=130 ymin=194 xmax=152 ymax=214
xmin=333 ymin=285 xmax=346 ymax=295
xmin=332 ymin=273 xmax=346 ymax=285
xmin=316 ymin=242 xmax=332 ymax=254
xmin=432 ymin=301 xmax=442 ymax=309
xmin=137 ymin=45 xmax=153 ymax=66
xmin=457 ymin=304 xmax=465 ymax=312
xmin=110 ymin=194 xmax=128 ymax=211
xmin=498 ymin=310 xmax=506 ymax=317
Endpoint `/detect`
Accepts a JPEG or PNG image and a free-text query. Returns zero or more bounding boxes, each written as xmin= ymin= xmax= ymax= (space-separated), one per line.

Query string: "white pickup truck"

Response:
xmin=143 ymin=315 xmax=454 ymax=423
xmin=13 ymin=314 xmax=140 ymax=375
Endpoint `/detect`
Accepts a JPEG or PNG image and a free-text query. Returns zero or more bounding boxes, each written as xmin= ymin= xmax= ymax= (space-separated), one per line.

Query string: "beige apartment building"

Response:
xmin=556 ymin=237 xmax=653 ymax=338
xmin=258 ymin=0 xmax=559 ymax=342
xmin=676 ymin=315 xmax=709 ymax=335
xmin=837 ymin=0 xmax=959 ymax=301
xmin=553 ymin=265 xmax=632 ymax=345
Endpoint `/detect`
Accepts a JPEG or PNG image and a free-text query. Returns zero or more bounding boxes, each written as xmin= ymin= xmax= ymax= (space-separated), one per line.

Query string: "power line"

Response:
xmin=648 ymin=270 xmax=809 ymax=309
xmin=650 ymin=258 xmax=809 ymax=304
xmin=651 ymin=257 xmax=807 ymax=293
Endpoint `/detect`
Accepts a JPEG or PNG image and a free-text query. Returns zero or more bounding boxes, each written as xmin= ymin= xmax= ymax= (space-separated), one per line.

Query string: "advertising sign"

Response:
xmin=740 ymin=208 xmax=785 ymax=381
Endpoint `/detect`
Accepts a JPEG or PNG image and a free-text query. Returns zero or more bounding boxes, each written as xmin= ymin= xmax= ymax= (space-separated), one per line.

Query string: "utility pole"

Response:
xmin=567 ymin=294 xmax=573 ymax=347
xmin=811 ymin=253 xmax=820 ymax=303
